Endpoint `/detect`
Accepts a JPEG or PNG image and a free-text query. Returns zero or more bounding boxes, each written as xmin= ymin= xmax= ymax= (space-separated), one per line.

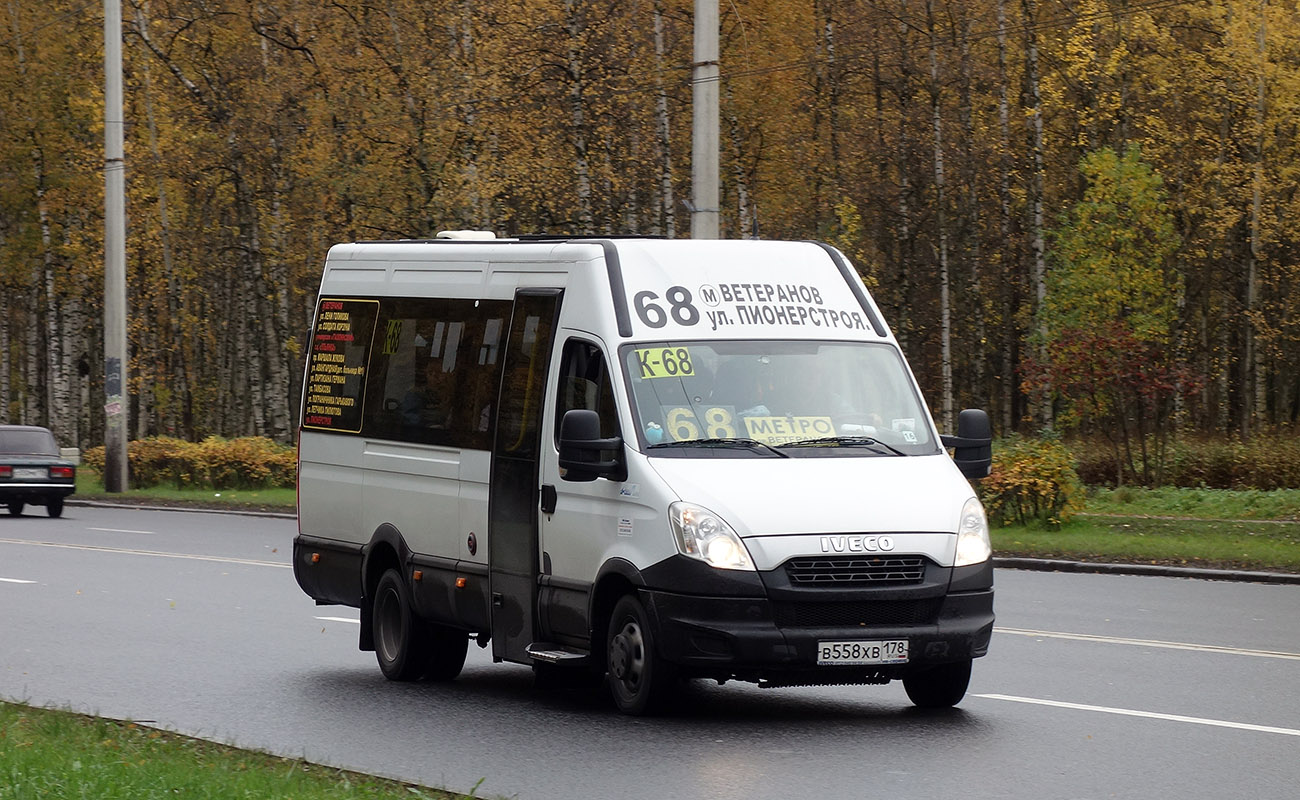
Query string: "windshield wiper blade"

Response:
xmin=778 ymin=436 xmax=907 ymax=456
xmin=648 ymin=438 xmax=789 ymax=458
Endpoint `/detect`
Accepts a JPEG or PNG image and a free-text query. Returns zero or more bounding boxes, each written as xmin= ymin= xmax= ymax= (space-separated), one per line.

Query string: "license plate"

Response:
xmin=817 ymin=639 xmax=909 ymax=666
xmin=12 ymin=468 xmax=47 ymax=480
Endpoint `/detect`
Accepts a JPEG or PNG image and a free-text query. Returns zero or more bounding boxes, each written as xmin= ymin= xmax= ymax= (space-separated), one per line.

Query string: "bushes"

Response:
xmin=1071 ymin=433 xmax=1300 ymax=490
xmin=979 ymin=435 xmax=1085 ymax=528
xmin=83 ymin=436 xmax=297 ymax=490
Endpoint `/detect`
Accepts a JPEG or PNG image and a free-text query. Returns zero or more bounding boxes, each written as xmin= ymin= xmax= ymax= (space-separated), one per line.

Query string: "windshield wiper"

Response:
xmin=778 ymin=436 xmax=907 ymax=456
xmin=648 ymin=438 xmax=789 ymax=458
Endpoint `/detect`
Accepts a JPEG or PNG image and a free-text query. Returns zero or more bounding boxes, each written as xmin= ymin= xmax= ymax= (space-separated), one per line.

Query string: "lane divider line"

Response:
xmin=995 ymin=626 xmax=1300 ymax=661
xmin=87 ymin=527 xmax=156 ymax=535
xmin=974 ymin=694 xmax=1300 ymax=738
xmin=0 ymin=538 xmax=290 ymax=569
xmin=315 ymin=616 xmax=360 ymax=624
xmin=0 ymin=577 xmax=37 ymax=584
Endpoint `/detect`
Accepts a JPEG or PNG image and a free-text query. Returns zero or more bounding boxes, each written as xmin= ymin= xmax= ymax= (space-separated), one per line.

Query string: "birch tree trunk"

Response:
xmin=927 ymin=0 xmax=953 ymax=433
xmin=1023 ymin=0 xmax=1050 ymax=430
xmin=997 ymin=0 xmax=1016 ymax=432
xmin=1245 ymin=0 xmax=1267 ymax=434
xmin=653 ymin=0 xmax=676 ymax=238
xmin=725 ymin=83 xmax=754 ymax=238
xmin=564 ymin=0 xmax=595 ymax=233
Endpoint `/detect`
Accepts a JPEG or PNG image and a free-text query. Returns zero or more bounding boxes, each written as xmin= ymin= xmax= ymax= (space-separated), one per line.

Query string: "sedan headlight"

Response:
xmin=669 ymin=502 xmax=753 ymax=571
xmin=954 ymin=496 xmax=991 ymax=566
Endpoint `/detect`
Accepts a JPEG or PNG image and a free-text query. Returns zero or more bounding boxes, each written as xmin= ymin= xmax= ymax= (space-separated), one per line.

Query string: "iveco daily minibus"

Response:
xmin=293 ymin=234 xmax=994 ymax=715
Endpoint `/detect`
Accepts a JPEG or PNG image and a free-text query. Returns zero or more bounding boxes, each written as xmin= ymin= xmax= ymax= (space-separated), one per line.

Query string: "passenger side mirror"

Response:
xmin=558 ymin=409 xmax=627 ymax=482
xmin=940 ymin=408 xmax=993 ymax=481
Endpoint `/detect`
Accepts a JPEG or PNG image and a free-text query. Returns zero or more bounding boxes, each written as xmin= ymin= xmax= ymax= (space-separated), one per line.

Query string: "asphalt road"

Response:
xmin=2 ymin=505 xmax=1297 ymax=799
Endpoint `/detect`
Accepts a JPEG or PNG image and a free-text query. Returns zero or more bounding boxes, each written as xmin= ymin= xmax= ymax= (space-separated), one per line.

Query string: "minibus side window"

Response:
xmin=554 ymin=339 xmax=620 ymax=444
xmin=360 ymin=297 xmax=509 ymax=450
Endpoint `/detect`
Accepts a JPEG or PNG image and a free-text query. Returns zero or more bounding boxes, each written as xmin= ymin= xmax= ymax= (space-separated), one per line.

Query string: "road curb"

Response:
xmin=66 ymin=499 xmax=295 ymax=521
xmin=994 ymin=557 xmax=1300 ymax=585
xmin=66 ymin=500 xmax=1298 ymax=585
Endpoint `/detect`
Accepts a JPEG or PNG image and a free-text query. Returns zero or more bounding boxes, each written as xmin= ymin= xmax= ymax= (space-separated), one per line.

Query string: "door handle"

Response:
xmin=540 ymin=484 xmax=557 ymax=514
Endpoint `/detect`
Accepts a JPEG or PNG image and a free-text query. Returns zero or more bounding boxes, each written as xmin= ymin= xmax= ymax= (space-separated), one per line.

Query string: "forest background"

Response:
xmin=2 ymin=0 xmax=1298 ymax=475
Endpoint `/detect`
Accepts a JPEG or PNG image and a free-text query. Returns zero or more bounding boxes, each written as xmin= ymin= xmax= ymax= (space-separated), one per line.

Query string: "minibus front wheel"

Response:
xmin=902 ymin=658 xmax=972 ymax=708
xmin=606 ymin=594 xmax=675 ymax=715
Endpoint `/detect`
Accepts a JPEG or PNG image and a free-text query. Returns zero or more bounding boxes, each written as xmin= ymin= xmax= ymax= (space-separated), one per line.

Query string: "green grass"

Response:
xmin=1083 ymin=486 xmax=1300 ymax=521
xmin=987 ymin=485 xmax=1300 ymax=573
xmin=0 ymin=702 xmax=465 ymax=799
xmin=74 ymin=471 xmax=296 ymax=510
xmin=993 ymin=506 xmax=1300 ymax=573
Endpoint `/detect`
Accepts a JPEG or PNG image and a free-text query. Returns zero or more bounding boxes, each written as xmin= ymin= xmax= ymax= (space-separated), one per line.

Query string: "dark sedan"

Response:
xmin=0 ymin=425 xmax=76 ymax=518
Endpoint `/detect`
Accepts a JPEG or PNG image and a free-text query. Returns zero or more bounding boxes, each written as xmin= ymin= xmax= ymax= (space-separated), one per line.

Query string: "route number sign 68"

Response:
xmin=661 ymin=405 xmax=738 ymax=440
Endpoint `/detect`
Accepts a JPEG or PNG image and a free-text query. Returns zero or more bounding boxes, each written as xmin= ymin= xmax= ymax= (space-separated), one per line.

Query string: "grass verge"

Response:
xmin=0 ymin=701 xmax=464 ymax=800
xmin=992 ymin=515 xmax=1300 ymax=573
xmin=1082 ymin=486 xmax=1300 ymax=521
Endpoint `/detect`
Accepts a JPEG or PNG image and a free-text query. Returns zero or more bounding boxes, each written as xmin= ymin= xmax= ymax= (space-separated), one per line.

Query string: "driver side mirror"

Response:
xmin=940 ymin=408 xmax=993 ymax=481
xmin=558 ymin=409 xmax=627 ymax=482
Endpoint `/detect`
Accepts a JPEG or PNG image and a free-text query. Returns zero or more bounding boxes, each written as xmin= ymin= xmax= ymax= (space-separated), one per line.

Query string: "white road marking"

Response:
xmin=87 ymin=526 xmax=156 ymax=535
xmin=315 ymin=616 xmax=360 ymax=625
xmin=0 ymin=577 xmax=37 ymax=584
xmin=0 ymin=538 xmax=289 ymax=569
xmin=995 ymin=626 xmax=1300 ymax=661
xmin=975 ymin=694 xmax=1300 ymax=738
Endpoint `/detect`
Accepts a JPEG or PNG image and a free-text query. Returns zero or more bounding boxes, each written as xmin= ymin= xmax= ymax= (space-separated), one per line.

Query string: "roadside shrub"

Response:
xmin=979 ymin=435 xmax=1085 ymax=528
xmin=82 ymin=435 xmax=297 ymax=490
xmin=1071 ymin=431 xmax=1300 ymax=490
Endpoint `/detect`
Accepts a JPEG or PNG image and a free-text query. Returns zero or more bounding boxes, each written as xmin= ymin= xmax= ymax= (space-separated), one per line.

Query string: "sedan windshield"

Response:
xmin=621 ymin=341 xmax=939 ymax=457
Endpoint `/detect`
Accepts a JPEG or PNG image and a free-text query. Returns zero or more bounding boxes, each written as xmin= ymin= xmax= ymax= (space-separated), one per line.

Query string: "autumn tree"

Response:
xmin=1033 ymin=146 xmax=1186 ymax=484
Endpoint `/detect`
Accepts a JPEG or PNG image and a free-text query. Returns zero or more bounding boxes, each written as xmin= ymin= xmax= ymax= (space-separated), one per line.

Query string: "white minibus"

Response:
xmin=294 ymin=234 xmax=994 ymax=715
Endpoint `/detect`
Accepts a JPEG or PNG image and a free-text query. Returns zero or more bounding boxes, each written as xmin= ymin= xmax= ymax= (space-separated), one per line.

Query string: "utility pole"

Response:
xmin=103 ymin=0 xmax=128 ymax=491
xmin=691 ymin=0 xmax=719 ymax=239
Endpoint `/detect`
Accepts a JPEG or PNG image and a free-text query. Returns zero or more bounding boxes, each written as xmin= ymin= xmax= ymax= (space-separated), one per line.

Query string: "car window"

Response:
xmin=0 ymin=429 xmax=58 ymax=455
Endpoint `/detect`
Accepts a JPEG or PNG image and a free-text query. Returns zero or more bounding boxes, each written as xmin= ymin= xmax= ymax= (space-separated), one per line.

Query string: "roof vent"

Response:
xmin=436 ymin=230 xmax=496 ymax=240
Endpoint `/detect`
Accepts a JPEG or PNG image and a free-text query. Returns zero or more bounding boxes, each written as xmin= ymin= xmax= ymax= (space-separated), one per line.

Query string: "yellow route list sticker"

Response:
xmin=633 ymin=347 xmax=695 ymax=379
xmin=303 ymin=298 xmax=378 ymax=433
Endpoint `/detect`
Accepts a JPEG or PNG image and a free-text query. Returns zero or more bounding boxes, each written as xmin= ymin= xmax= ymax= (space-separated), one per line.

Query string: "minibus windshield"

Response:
xmin=620 ymin=341 xmax=940 ymax=457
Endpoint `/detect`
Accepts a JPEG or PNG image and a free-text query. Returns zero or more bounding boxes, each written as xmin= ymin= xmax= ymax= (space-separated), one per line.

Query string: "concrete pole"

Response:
xmin=691 ymin=0 xmax=719 ymax=239
xmin=103 ymin=0 xmax=128 ymax=491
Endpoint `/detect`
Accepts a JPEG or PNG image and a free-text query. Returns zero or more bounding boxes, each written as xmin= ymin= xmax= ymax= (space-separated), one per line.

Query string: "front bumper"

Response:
xmin=643 ymin=560 xmax=994 ymax=684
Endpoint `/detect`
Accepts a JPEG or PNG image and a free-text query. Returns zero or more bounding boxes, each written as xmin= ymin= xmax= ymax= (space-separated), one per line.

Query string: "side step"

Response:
xmin=525 ymin=642 xmax=590 ymax=665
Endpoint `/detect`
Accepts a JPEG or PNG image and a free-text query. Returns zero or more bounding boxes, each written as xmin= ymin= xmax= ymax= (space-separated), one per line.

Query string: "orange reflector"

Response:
xmin=455 ymin=577 xmax=467 ymax=589
xmin=413 ymin=570 xmax=423 ymax=582
xmin=310 ymin=553 xmax=320 ymax=564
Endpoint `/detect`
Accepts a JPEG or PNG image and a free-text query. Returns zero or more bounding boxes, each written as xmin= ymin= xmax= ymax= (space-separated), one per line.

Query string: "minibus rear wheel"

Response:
xmin=902 ymin=659 xmax=972 ymax=708
xmin=606 ymin=594 xmax=675 ymax=715
xmin=373 ymin=568 xmax=429 ymax=681
xmin=422 ymin=624 xmax=469 ymax=681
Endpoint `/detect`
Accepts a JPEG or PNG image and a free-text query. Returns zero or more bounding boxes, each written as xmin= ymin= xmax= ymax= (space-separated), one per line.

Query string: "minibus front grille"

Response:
xmin=785 ymin=556 xmax=927 ymax=586
xmin=772 ymin=598 xmax=943 ymax=628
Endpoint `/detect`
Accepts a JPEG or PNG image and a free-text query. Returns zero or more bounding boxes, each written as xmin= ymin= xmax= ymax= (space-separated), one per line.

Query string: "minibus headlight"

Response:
xmin=954 ymin=497 xmax=991 ymax=566
xmin=669 ymin=502 xmax=754 ymax=571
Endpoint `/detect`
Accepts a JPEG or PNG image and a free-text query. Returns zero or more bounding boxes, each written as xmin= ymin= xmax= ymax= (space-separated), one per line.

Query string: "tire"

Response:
xmin=7 ymin=502 xmax=23 ymax=516
xmin=903 ymin=659 xmax=972 ymax=709
xmin=422 ymin=623 xmax=469 ymax=682
xmin=47 ymin=498 xmax=64 ymax=518
xmin=606 ymin=594 xmax=675 ymax=716
xmin=372 ymin=569 xmax=429 ymax=681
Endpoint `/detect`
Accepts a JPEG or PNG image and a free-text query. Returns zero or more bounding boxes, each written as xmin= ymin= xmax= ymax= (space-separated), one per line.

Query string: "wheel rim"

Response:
xmin=609 ymin=619 xmax=646 ymax=694
xmin=376 ymin=586 xmax=403 ymax=663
